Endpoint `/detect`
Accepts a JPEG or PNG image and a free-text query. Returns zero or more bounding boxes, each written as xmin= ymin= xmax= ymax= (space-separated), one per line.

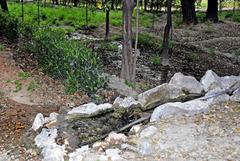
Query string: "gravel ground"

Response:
xmin=123 ymin=101 xmax=240 ymax=161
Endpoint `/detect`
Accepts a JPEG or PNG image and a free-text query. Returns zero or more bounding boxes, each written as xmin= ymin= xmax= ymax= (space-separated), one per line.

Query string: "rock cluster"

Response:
xmin=31 ymin=70 xmax=240 ymax=161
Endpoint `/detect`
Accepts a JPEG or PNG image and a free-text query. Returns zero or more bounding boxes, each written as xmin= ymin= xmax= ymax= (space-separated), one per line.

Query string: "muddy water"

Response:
xmin=57 ymin=107 xmax=144 ymax=148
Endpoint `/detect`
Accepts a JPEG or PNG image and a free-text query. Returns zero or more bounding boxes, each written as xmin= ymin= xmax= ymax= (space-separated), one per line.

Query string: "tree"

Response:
xmin=121 ymin=0 xmax=136 ymax=82
xmin=206 ymin=0 xmax=218 ymax=22
xmin=104 ymin=0 xmax=110 ymax=40
xmin=180 ymin=0 xmax=197 ymax=24
xmin=161 ymin=0 xmax=172 ymax=66
xmin=0 ymin=0 xmax=8 ymax=12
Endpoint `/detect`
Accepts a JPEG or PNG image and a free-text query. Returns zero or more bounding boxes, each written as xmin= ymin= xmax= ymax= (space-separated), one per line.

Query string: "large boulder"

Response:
xmin=200 ymin=70 xmax=223 ymax=92
xmin=221 ymin=75 xmax=240 ymax=90
xmin=108 ymin=75 xmax=138 ymax=98
xmin=113 ymin=97 xmax=141 ymax=109
xmin=138 ymin=83 xmax=186 ymax=111
xmin=169 ymin=72 xmax=204 ymax=94
xmin=150 ymin=93 xmax=230 ymax=122
xmin=66 ymin=103 xmax=113 ymax=120
xmin=230 ymin=88 xmax=240 ymax=102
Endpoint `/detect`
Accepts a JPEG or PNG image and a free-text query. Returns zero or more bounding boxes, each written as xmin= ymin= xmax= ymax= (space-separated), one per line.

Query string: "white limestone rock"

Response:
xmin=67 ymin=103 xmax=112 ymax=119
xmin=200 ymin=70 xmax=223 ymax=92
xmin=113 ymin=97 xmax=141 ymax=109
xmin=140 ymin=126 xmax=158 ymax=138
xmin=150 ymin=92 xmax=231 ymax=122
xmin=105 ymin=132 xmax=127 ymax=144
xmin=169 ymin=72 xmax=204 ymax=94
xmin=69 ymin=146 xmax=90 ymax=161
xmin=105 ymin=148 xmax=125 ymax=161
xmin=138 ymin=83 xmax=186 ymax=111
xmin=41 ymin=144 xmax=65 ymax=161
xmin=32 ymin=113 xmax=45 ymax=131
xmin=44 ymin=112 xmax=58 ymax=124
xmin=35 ymin=128 xmax=58 ymax=148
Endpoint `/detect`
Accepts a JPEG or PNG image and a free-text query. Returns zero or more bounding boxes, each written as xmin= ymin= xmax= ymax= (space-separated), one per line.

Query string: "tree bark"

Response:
xmin=121 ymin=0 xmax=136 ymax=82
xmin=161 ymin=0 xmax=172 ymax=66
xmin=0 ymin=0 xmax=8 ymax=12
xmin=105 ymin=7 xmax=110 ymax=40
xmin=180 ymin=0 xmax=197 ymax=24
xmin=206 ymin=0 xmax=218 ymax=22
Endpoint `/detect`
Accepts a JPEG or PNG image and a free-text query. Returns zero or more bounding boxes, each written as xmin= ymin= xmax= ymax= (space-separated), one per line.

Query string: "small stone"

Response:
xmin=140 ymin=126 xmax=158 ymax=138
xmin=32 ymin=113 xmax=45 ymax=131
xmin=105 ymin=148 xmax=125 ymax=161
xmin=92 ymin=141 xmax=109 ymax=152
xmin=105 ymin=132 xmax=127 ymax=145
xmin=130 ymin=124 xmax=142 ymax=135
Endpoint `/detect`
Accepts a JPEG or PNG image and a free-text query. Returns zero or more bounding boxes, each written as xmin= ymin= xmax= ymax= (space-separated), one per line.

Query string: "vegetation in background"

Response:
xmin=8 ymin=3 xmax=158 ymax=29
xmin=23 ymin=28 xmax=106 ymax=94
xmin=150 ymin=55 xmax=162 ymax=65
xmin=0 ymin=43 xmax=5 ymax=51
xmin=0 ymin=11 xmax=19 ymax=41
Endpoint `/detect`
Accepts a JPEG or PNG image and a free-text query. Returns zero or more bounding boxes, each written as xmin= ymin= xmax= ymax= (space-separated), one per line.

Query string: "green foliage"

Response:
xmin=124 ymin=79 xmax=136 ymax=89
xmin=18 ymin=71 xmax=30 ymax=80
xmin=0 ymin=43 xmax=5 ymax=51
xmin=186 ymin=53 xmax=200 ymax=61
xmin=221 ymin=11 xmax=240 ymax=22
xmin=233 ymin=49 xmax=240 ymax=58
xmin=149 ymin=55 xmax=161 ymax=65
xmin=14 ymin=80 xmax=22 ymax=92
xmin=24 ymin=28 xmax=106 ymax=94
xmin=27 ymin=81 xmax=39 ymax=92
xmin=135 ymin=33 xmax=162 ymax=50
xmin=0 ymin=11 xmax=19 ymax=41
xmin=208 ymin=47 xmax=216 ymax=57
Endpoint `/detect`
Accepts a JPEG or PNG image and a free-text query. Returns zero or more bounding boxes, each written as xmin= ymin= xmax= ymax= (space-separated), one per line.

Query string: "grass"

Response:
xmin=8 ymin=2 xmax=160 ymax=30
xmin=0 ymin=43 xmax=5 ymax=51
xmin=149 ymin=55 xmax=161 ymax=65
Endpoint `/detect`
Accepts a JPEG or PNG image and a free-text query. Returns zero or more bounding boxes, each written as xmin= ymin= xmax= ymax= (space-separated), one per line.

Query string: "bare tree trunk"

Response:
xmin=105 ymin=6 xmax=110 ymax=40
xmin=0 ymin=0 xmax=8 ymax=12
xmin=133 ymin=0 xmax=140 ymax=81
xmin=206 ymin=0 xmax=218 ymax=22
xmin=161 ymin=0 xmax=172 ymax=66
xmin=180 ymin=0 xmax=197 ymax=24
xmin=121 ymin=0 xmax=136 ymax=82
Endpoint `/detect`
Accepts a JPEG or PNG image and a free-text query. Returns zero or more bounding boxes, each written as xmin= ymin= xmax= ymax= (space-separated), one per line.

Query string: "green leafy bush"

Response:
xmin=25 ymin=28 xmax=106 ymax=94
xmin=149 ymin=55 xmax=161 ymax=65
xmin=0 ymin=11 xmax=19 ymax=41
xmin=134 ymin=33 xmax=162 ymax=50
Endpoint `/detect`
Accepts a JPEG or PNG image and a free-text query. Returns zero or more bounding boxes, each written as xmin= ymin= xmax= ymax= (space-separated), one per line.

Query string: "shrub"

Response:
xmin=0 ymin=11 xmax=19 ymax=41
xmin=134 ymin=33 xmax=162 ymax=50
xmin=149 ymin=55 xmax=161 ymax=65
xmin=0 ymin=43 xmax=5 ymax=51
xmin=26 ymin=28 xmax=106 ymax=94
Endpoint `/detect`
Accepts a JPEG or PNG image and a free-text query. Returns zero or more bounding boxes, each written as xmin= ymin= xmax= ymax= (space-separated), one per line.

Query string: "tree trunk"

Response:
xmin=144 ymin=0 xmax=148 ymax=11
xmin=206 ymin=0 xmax=218 ymax=22
xmin=0 ymin=0 xmax=8 ymax=12
xmin=105 ymin=8 xmax=110 ymax=40
xmin=121 ymin=0 xmax=136 ymax=82
xmin=180 ymin=0 xmax=197 ymax=24
xmin=161 ymin=0 xmax=172 ymax=66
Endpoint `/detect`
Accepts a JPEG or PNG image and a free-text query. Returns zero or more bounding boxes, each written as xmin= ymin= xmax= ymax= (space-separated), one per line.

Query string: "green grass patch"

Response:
xmin=149 ymin=55 xmax=161 ymax=66
xmin=0 ymin=43 xmax=5 ymax=51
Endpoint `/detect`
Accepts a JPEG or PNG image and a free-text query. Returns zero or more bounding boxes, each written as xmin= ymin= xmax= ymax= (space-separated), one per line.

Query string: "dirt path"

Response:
xmin=0 ymin=49 xmax=90 ymax=160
